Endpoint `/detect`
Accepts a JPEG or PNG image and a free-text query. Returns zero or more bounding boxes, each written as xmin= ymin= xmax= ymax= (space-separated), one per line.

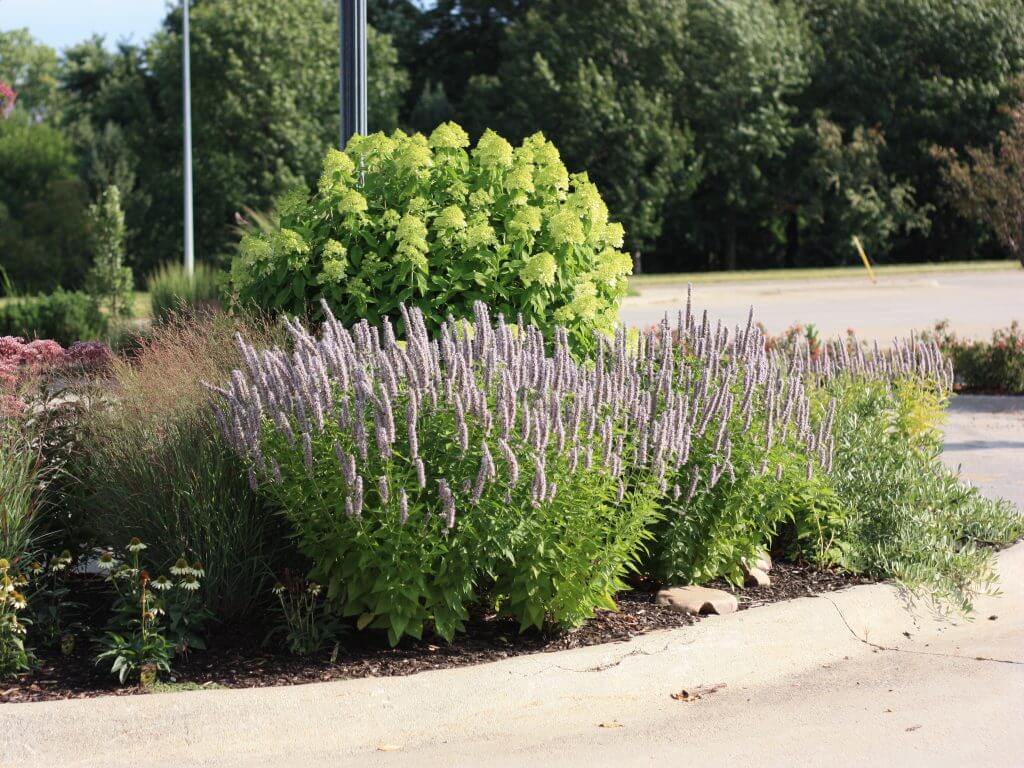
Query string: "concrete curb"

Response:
xmin=3 ymin=541 xmax=1021 ymax=768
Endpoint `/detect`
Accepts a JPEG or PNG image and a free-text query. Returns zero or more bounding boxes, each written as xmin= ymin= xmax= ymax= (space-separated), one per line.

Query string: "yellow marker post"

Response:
xmin=852 ymin=236 xmax=876 ymax=283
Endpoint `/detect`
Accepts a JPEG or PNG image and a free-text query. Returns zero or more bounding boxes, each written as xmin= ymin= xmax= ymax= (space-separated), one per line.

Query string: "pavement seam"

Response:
xmin=821 ymin=595 xmax=1024 ymax=666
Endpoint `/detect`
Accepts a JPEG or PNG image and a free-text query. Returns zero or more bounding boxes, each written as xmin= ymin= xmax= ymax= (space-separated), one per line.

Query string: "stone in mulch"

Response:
xmin=741 ymin=550 xmax=773 ymax=587
xmin=655 ymin=586 xmax=739 ymax=615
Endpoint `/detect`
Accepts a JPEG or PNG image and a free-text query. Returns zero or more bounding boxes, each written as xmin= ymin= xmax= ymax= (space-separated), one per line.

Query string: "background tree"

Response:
xmin=664 ymin=0 xmax=811 ymax=271
xmin=85 ymin=185 xmax=134 ymax=318
xmin=934 ymin=103 xmax=1024 ymax=265
xmin=0 ymin=29 xmax=62 ymax=120
xmin=139 ymin=0 xmax=409 ymax=273
xmin=798 ymin=118 xmax=931 ymax=264
xmin=0 ymin=112 xmax=90 ymax=292
xmin=474 ymin=0 xmax=697 ymax=259
xmin=799 ymin=0 xmax=1024 ymax=263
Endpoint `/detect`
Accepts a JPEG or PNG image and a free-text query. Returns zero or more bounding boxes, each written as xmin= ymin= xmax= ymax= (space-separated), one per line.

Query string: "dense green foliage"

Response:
xmin=230 ymin=126 xmax=632 ymax=349
xmin=0 ymin=290 xmax=106 ymax=345
xmin=7 ymin=0 xmax=1024 ymax=292
xmin=927 ymin=321 xmax=1024 ymax=394
xmin=84 ymin=185 xmax=133 ymax=318
xmin=820 ymin=377 xmax=1023 ymax=611
xmin=0 ymin=114 xmax=90 ymax=293
xmin=934 ymin=103 xmax=1024 ymax=265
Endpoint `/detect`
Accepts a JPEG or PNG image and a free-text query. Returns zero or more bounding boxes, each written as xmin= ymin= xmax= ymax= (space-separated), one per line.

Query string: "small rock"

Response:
xmin=744 ymin=567 xmax=771 ymax=588
xmin=753 ymin=550 xmax=772 ymax=572
xmin=655 ymin=586 xmax=738 ymax=615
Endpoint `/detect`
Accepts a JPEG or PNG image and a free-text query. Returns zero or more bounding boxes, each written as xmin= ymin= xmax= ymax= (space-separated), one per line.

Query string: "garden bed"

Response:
xmin=0 ymin=562 xmax=871 ymax=704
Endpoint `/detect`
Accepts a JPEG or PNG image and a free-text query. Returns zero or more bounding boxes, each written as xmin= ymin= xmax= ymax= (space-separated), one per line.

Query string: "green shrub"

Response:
xmin=0 ymin=289 xmax=106 ymax=345
xmin=228 ymin=124 xmax=632 ymax=353
xmin=816 ymin=376 xmax=1024 ymax=611
xmin=69 ymin=312 xmax=290 ymax=623
xmin=215 ymin=304 xmax=661 ymax=644
xmin=84 ymin=185 xmax=134 ymax=319
xmin=148 ymin=262 xmax=222 ymax=323
xmin=926 ymin=320 xmax=1024 ymax=394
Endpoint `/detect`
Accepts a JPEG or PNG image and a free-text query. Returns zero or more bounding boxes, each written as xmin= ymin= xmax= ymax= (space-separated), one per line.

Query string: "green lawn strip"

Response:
xmin=628 ymin=260 xmax=1020 ymax=288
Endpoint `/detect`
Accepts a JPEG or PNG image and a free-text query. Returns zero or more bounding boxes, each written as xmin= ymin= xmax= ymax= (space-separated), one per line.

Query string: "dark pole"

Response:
xmin=339 ymin=0 xmax=368 ymax=148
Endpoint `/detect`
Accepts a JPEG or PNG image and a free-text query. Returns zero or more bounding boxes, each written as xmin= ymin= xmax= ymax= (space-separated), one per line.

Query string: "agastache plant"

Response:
xmin=210 ymin=289 xmax=952 ymax=640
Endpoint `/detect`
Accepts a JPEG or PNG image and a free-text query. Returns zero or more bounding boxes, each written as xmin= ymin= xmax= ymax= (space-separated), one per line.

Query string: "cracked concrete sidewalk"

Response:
xmin=2 ymin=398 xmax=1022 ymax=768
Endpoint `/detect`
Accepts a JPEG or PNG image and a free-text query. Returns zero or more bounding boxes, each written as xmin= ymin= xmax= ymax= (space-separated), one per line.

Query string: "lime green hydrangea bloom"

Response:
xmin=337 ymin=188 xmax=368 ymax=215
xmin=407 ymin=196 xmax=430 ymax=215
xmin=394 ymin=141 xmax=433 ymax=175
xmin=519 ymin=251 xmax=557 ymax=288
xmin=396 ymin=213 xmax=428 ymax=253
xmin=509 ymin=206 xmax=542 ymax=236
xmin=346 ymin=132 xmax=396 ymax=162
xmin=320 ymin=259 xmax=347 ymax=284
xmin=381 ymin=209 xmax=401 ymax=229
xmin=272 ymin=229 xmax=310 ymax=270
xmin=318 ymin=148 xmax=355 ymax=193
xmin=434 ymin=205 xmax=467 ymax=231
xmin=461 ymin=218 xmax=496 ymax=249
xmin=473 ymin=129 xmax=514 ymax=170
xmin=604 ymin=222 xmax=626 ymax=249
xmin=468 ymin=188 xmax=494 ymax=209
xmin=232 ymin=234 xmax=273 ymax=288
xmin=536 ymin=161 xmax=569 ymax=191
xmin=323 ymin=239 xmax=347 ymax=263
xmin=508 ymin=162 xmax=535 ymax=193
xmin=429 ymin=121 xmax=470 ymax=150
xmin=553 ymin=304 xmax=576 ymax=324
xmin=593 ymin=248 xmax=633 ymax=284
xmin=570 ymin=292 xmax=600 ymax=321
xmin=548 ymin=210 xmax=586 ymax=247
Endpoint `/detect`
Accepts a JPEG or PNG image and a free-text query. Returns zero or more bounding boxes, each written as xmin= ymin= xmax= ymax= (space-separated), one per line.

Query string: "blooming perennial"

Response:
xmin=229 ymin=123 xmax=633 ymax=353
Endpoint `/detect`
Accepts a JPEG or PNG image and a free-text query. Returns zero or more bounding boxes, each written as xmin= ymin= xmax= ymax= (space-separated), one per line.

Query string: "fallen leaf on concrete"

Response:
xmin=988 ymin=615 xmax=998 ymax=621
xmin=905 ymin=726 xmax=921 ymax=733
xmin=671 ymin=683 xmax=726 ymax=702
xmin=599 ymin=721 xmax=624 ymax=729
xmin=377 ymin=744 xmax=403 ymax=752
xmin=884 ymin=708 xmax=893 ymax=713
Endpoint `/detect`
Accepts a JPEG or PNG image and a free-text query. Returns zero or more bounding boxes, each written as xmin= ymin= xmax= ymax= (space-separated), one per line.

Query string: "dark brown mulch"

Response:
xmin=0 ymin=562 xmax=872 ymax=704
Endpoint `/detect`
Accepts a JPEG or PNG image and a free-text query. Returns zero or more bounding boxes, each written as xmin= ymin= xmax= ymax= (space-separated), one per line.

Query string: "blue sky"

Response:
xmin=2 ymin=0 xmax=169 ymax=51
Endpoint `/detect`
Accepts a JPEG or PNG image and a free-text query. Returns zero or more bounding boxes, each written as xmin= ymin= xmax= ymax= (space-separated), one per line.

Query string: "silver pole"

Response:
xmin=339 ymin=0 xmax=367 ymax=148
xmin=183 ymin=0 xmax=195 ymax=276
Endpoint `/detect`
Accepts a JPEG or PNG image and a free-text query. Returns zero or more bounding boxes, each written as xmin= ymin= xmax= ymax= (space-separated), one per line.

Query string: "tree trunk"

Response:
xmin=724 ymin=213 xmax=738 ymax=271
xmin=785 ymin=210 xmax=800 ymax=268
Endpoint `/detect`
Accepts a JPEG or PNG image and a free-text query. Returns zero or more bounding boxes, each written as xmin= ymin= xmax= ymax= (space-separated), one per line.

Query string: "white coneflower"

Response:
xmin=272 ymin=582 xmax=286 ymax=596
xmin=151 ymin=575 xmax=173 ymax=591
xmin=170 ymin=557 xmax=190 ymax=576
xmin=97 ymin=552 xmax=117 ymax=571
xmin=180 ymin=575 xmax=201 ymax=591
xmin=127 ymin=537 xmax=147 ymax=554
xmin=307 ymin=582 xmax=322 ymax=597
xmin=11 ymin=591 xmax=27 ymax=610
xmin=190 ymin=562 xmax=205 ymax=578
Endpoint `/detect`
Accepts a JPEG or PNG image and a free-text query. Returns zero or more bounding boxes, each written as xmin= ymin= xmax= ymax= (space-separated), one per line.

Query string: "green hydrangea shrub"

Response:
xmin=229 ymin=123 xmax=632 ymax=352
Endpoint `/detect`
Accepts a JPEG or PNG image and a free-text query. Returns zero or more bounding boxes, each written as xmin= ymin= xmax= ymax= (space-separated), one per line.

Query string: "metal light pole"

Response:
xmin=339 ymin=0 xmax=368 ymax=148
xmin=183 ymin=0 xmax=195 ymax=276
